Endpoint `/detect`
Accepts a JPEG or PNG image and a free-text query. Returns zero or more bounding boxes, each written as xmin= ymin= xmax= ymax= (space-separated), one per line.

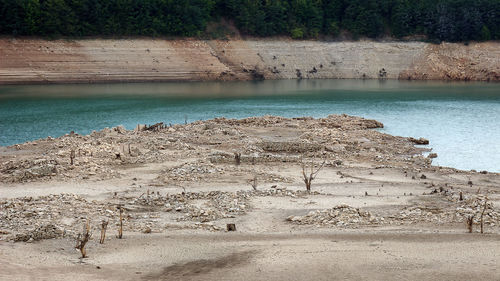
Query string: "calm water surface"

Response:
xmin=0 ymin=80 xmax=499 ymax=172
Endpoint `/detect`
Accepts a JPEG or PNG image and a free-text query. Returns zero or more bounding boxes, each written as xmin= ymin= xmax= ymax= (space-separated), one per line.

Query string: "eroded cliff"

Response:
xmin=0 ymin=38 xmax=498 ymax=84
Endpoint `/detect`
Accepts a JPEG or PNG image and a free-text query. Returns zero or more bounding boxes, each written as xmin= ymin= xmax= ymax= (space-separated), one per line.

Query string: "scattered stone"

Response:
xmin=287 ymin=204 xmax=380 ymax=227
xmin=14 ymin=224 xmax=63 ymax=242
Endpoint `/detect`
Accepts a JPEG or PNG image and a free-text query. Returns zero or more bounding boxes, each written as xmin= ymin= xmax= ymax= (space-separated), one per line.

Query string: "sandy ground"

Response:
xmin=2 ymin=232 xmax=499 ymax=281
xmin=1 ymin=115 xmax=499 ymax=280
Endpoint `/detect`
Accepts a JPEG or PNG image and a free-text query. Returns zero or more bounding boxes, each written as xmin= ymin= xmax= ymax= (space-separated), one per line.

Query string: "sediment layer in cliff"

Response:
xmin=0 ymin=38 xmax=498 ymax=84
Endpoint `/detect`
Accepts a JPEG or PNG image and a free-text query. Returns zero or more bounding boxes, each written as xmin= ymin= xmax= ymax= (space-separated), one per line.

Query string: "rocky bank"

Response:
xmin=0 ymin=38 xmax=498 ymax=84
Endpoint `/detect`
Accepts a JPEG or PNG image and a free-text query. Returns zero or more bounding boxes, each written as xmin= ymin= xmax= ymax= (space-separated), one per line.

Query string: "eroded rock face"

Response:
xmin=0 ymin=39 xmax=498 ymax=84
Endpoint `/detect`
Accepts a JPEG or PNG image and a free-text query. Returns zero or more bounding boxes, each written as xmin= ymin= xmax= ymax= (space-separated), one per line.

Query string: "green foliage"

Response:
xmin=327 ymin=22 xmax=340 ymax=37
xmin=481 ymin=25 xmax=492 ymax=41
xmin=0 ymin=0 xmax=498 ymax=42
xmin=291 ymin=27 xmax=304 ymax=39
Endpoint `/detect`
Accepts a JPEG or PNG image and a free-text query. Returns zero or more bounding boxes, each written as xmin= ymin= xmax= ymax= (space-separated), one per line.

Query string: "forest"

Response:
xmin=0 ymin=0 xmax=498 ymax=42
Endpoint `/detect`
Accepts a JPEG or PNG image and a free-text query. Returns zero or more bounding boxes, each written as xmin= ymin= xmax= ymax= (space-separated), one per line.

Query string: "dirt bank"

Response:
xmin=1 ymin=38 xmax=498 ymax=84
xmin=1 ymin=115 xmax=499 ymax=280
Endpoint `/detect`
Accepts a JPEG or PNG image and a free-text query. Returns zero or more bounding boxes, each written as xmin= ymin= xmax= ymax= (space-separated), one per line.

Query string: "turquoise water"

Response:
xmin=0 ymin=80 xmax=499 ymax=172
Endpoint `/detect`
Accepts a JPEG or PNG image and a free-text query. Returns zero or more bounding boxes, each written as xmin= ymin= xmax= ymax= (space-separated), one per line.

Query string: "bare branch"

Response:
xmin=301 ymin=158 xmax=326 ymax=192
xmin=310 ymin=160 xmax=326 ymax=180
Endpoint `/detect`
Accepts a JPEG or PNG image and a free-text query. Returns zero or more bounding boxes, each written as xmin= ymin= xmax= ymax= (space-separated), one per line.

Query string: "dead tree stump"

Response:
xmin=234 ymin=153 xmax=241 ymax=166
xmin=100 ymin=220 xmax=108 ymax=244
xmin=227 ymin=224 xmax=236 ymax=231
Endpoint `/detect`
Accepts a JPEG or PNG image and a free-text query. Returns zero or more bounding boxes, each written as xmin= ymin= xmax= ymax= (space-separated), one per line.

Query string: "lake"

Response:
xmin=0 ymin=79 xmax=499 ymax=172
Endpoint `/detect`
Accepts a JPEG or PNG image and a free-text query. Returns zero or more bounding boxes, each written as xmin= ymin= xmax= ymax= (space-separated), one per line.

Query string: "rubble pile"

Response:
xmin=156 ymin=161 xmax=293 ymax=184
xmin=252 ymin=187 xmax=320 ymax=197
xmin=209 ymin=116 xmax=290 ymax=127
xmin=0 ymin=159 xmax=58 ymax=183
xmin=287 ymin=204 xmax=380 ymax=227
xmin=313 ymin=115 xmax=384 ymax=130
xmin=2 ymin=114 xmax=435 ymax=184
xmin=0 ymin=187 xmax=333 ymax=241
xmin=260 ymin=141 xmax=323 ymax=153
xmin=208 ymin=151 xmax=301 ymax=164
xmin=389 ymin=190 xmax=500 ymax=226
xmin=158 ymin=161 xmax=224 ymax=182
xmin=0 ymin=194 xmax=115 ymax=241
xmin=128 ymin=190 xmax=250 ymax=222
xmin=13 ymin=224 xmax=64 ymax=242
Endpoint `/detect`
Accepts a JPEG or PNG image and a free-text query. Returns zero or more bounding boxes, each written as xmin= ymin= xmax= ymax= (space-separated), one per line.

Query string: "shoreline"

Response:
xmin=1 ymin=39 xmax=498 ymax=85
xmin=1 ymin=76 xmax=500 ymax=86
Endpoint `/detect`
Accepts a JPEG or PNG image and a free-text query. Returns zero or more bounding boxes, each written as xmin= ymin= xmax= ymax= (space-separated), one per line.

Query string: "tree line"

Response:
xmin=0 ymin=0 xmax=498 ymax=42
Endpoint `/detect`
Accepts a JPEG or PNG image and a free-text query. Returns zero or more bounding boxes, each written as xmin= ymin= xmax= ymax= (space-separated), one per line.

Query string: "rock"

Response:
xmin=408 ymin=137 xmax=429 ymax=145
xmin=26 ymin=164 xmax=57 ymax=177
xmin=428 ymin=153 xmax=438 ymax=159
xmin=114 ymin=125 xmax=127 ymax=134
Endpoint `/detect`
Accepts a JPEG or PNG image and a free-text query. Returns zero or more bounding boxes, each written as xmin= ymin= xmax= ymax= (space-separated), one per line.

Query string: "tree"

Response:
xmin=481 ymin=25 xmax=492 ymax=41
xmin=0 ymin=0 xmax=497 ymax=41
